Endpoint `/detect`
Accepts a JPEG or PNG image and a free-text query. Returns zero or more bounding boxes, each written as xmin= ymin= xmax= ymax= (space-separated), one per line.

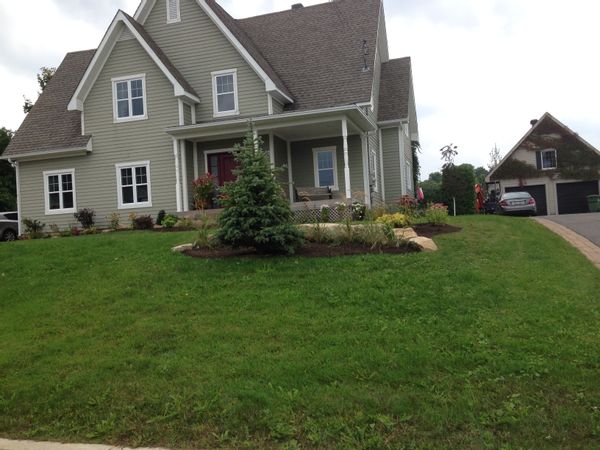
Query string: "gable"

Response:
xmin=489 ymin=113 xmax=600 ymax=181
xmin=68 ymin=11 xmax=198 ymax=112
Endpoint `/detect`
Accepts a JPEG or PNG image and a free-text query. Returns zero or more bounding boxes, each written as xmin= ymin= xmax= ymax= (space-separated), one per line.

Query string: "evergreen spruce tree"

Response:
xmin=217 ymin=129 xmax=304 ymax=254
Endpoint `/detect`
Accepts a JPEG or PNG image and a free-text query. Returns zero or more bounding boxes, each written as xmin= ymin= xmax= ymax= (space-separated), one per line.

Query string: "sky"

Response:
xmin=1 ymin=0 xmax=599 ymax=178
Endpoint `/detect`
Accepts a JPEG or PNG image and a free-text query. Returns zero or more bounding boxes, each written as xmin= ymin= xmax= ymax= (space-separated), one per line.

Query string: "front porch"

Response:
xmin=166 ymin=107 xmax=379 ymax=213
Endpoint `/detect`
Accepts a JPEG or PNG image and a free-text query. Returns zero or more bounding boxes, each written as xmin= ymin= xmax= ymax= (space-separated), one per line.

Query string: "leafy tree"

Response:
xmin=440 ymin=143 xmax=458 ymax=168
xmin=23 ymin=66 xmax=56 ymax=113
xmin=474 ymin=166 xmax=488 ymax=186
xmin=0 ymin=128 xmax=16 ymax=211
xmin=488 ymin=144 xmax=503 ymax=171
xmin=217 ymin=129 xmax=304 ymax=255
xmin=441 ymin=164 xmax=476 ymax=215
xmin=420 ymin=172 xmax=443 ymax=204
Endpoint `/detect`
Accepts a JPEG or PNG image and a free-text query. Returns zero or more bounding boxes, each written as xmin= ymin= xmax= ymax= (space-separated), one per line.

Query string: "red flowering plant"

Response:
xmin=398 ymin=195 xmax=418 ymax=217
xmin=192 ymin=173 xmax=216 ymax=210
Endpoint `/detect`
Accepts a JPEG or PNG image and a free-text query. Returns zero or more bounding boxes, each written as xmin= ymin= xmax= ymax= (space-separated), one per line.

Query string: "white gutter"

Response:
xmin=0 ymin=144 xmax=91 ymax=162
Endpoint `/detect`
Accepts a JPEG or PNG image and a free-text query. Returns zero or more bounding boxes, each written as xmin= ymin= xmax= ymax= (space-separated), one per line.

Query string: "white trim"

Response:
xmin=287 ymin=141 xmax=294 ymax=203
xmin=43 ymin=168 xmax=77 ymax=216
xmin=341 ymin=118 xmax=351 ymax=199
xmin=112 ymin=74 xmax=148 ymax=123
xmin=181 ymin=141 xmax=189 ymax=211
xmin=369 ymin=133 xmax=379 ymax=194
xmin=190 ymin=104 xmax=196 ymax=124
xmin=267 ymin=94 xmax=274 ymax=115
xmin=14 ymin=161 xmax=22 ymax=236
xmin=178 ymin=98 xmax=185 ymax=126
xmin=203 ymin=148 xmax=235 ymax=181
xmin=173 ymin=139 xmax=182 ymax=212
xmin=81 ymin=111 xmax=85 ymax=135
xmin=541 ymin=148 xmax=558 ymax=170
xmin=361 ymin=133 xmax=371 ymax=206
xmin=115 ymin=161 xmax=153 ymax=210
xmin=193 ymin=142 xmax=199 ymax=180
xmin=68 ymin=12 xmax=199 ymax=112
xmin=398 ymin=126 xmax=407 ymax=196
xmin=166 ymin=0 xmax=181 ymax=24
xmin=0 ymin=144 xmax=91 ymax=162
xmin=405 ymin=160 xmax=414 ymax=193
xmin=378 ymin=128 xmax=386 ymax=202
xmin=269 ymin=133 xmax=275 ymax=166
xmin=212 ymin=69 xmax=239 ymax=117
xmin=313 ymin=146 xmax=339 ymax=191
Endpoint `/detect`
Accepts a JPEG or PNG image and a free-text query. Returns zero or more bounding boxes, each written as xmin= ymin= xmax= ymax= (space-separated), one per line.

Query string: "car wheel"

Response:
xmin=2 ymin=230 xmax=17 ymax=242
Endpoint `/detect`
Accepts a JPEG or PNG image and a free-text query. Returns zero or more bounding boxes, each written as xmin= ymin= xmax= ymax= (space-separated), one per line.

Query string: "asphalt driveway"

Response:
xmin=546 ymin=213 xmax=600 ymax=247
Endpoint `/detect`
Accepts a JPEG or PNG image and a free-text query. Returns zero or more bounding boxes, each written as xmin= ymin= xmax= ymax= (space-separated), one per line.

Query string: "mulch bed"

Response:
xmin=184 ymin=242 xmax=419 ymax=259
xmin=413 ymin=223 xmax=462 ymax=238
xmin=152 ymin=227 xmax=197 ymax=233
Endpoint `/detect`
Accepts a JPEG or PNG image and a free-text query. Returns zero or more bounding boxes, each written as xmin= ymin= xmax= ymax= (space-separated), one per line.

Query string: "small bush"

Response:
xmin=22 ymin=218 xmax=45 ymax=238
xmin=176 ymin=217 xmax=196 ymax=229
xmin=193 ymin=216 xmax=218 ymax=249
xmin=352 ymin=202 xmax=367 ymax=221
xmin=303 ymin=222 xmax=334 ymax=245
xmin=193 ymin=174 xmax=216 ymax=210
xmin=133 ymin=215 xmax=154 ymax=230
xmin=128 ymin=213 xmax=137 ymax=229
xmin=49 ymin=224 xmax=60 ymax=235
xmin=74 ymin=208 xmax=95 ymax=229
xmin=108 ymin=213 xmax=121 ymax=231
xmin=156 ymin=210 xmax=166 ymax=226
xmin=83 ymin=227 xmax=98 ymax=235
xmin=162 ymin=214 xmax=178 ymax=229
xmin=376 ymin=213 xmax=409 ymax=228
xmin=70 ymin=226 xmax=81 ymax=237
xmin=425 ymin=203 xmax=449 ymax=225
xmin=319 ymin=205 xmax=331 ymax=223
xmin=398 ymin=196 xmax=418 ymax=217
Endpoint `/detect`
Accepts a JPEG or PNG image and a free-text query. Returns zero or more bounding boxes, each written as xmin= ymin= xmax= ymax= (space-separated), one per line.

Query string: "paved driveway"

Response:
xmin=545 ymin=213 xmax=600 ymax=247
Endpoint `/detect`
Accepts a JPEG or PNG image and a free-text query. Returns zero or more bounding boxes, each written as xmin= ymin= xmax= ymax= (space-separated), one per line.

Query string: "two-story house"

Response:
xmin=2 ymin=0 xmax=419 ymax=232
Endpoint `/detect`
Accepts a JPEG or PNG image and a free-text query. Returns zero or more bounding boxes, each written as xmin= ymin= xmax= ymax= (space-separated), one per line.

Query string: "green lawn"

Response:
xmin=1 ymin=216 xmax=599 ymax=449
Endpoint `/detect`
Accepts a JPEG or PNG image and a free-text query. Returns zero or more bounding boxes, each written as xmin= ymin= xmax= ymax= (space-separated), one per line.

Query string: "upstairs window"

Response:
xmin=212 ymin=70 xmax=239 ymax=117
xmin=116 ymin=161 xmax=152 ymax=209
xmin=44 ymin=169 xmax=76 ymax=215
xmin=541 ymin=149 xmax=557 ymax=170
xmin=167 ymin=0 xmax=180 ymax=23
xmin=112 ymin=75 xmax=147 ymax=122
xmin=313 ymin=147 xmax=338 ymax=190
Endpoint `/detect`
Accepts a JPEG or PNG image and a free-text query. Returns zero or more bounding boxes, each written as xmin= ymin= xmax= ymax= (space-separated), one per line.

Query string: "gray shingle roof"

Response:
xmin=378 ymin=57 xmax=412 ymax=122
xmin=238 ymin=0 xmax=381 ymax=111
xmin=122 ymin=12 xmax=198 ymax=99
xmin=3 ymin=50 xmax=95 ymax=158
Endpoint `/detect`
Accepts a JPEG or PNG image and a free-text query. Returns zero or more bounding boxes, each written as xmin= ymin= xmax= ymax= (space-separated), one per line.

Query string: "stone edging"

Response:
xmin=0 ymin=439 xmax=168 ymax=450
xmin=534 ymin=218 xmax=600 ymax=270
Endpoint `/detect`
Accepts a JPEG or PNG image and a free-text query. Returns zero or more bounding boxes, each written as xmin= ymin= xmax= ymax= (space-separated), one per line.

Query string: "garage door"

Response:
xmin=506 ymin=185 xmax=548 ymax=216
xmin=557 ymin=181 xmax=599 ymax=215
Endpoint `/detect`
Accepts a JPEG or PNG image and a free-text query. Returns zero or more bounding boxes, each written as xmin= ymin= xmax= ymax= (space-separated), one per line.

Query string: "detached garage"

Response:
xmin=487 ymin=113 xmax=600 ymax=216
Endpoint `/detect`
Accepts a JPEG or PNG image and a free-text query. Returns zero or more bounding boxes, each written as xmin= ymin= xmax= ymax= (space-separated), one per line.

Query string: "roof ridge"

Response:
xmin=237 ymin=0 xmax=371 ymax=22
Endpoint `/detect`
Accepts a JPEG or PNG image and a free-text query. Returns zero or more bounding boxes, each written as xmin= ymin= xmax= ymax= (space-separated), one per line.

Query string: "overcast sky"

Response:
xmin=1 ymin=0 xmax=599 ymax=178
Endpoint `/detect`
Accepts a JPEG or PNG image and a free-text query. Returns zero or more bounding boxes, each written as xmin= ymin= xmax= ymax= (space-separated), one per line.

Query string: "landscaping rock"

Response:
xmin=409 ymin=236 xmax=438 ymax=252
xmin=172 ymin=244 xmax=193 ymax=253
xmin=394 ymin=227 xmax=418 ymax=240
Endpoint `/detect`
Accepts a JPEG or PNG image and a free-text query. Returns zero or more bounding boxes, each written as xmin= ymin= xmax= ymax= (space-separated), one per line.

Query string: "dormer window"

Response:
xmin=212 ymin=69 xmax=239 ymax=117
xmin=167 ymin=0 xmax=180 ymax=23
xmin=112 ymin=75 xmax=147 ymax=123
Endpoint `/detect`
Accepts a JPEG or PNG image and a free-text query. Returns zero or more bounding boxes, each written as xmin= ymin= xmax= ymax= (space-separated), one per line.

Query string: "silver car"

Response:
xmin=497 ymin=192 xmax=537 ymax=216
xmin=0 ymin=212 xmax=19 ymax=241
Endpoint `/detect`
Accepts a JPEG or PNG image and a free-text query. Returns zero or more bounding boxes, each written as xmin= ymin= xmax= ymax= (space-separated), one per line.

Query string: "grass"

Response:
xmin=1 ymin=216 xmax=599 ymax=449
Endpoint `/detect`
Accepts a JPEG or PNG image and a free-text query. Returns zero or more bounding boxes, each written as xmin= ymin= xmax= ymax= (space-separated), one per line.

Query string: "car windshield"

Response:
xmin=503 ymin=192 xmax=531 ymax=200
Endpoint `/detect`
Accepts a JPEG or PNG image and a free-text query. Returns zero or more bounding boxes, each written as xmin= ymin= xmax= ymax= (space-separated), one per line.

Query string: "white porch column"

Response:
xmin=398 ymin=124 xmax=408 ymax=196
xmin=12 ymin=160 xmax=21 ymax=236
xmin=173 ymin=138 xmax=182 ymax=213
xmin=342 ymin=118 xmax=352 ymax=200
xmin=193 ymin=142 xmax=199 ymax=180
xmin=180 ymin=140 xmax=189 ymax=212
xmin=361 ymin=132 xmax=371 ymax=207
xmin=378 ymin=128 xmax=386 ymax=203
xmin=253 ymin=129 xmax=259 ymax=150
xmin=287 ymin=141 xmax=294 ymax=203
xmin=269 ymin=133 xmax=275 ymax=166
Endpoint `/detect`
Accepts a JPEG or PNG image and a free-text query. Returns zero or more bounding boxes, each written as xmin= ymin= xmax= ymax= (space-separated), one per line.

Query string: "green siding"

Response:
xmin=19 ymin=38 xmax=180 ymax=229
xmin=382 ymin=127 xmax=401 ymax=203
xmin=144 ymin=0 xmax=268 ymax=121
xmin=290 ymin=136 xmax=364 ymax=201
xmin=183 ymin=103 xmax=192 ymax=125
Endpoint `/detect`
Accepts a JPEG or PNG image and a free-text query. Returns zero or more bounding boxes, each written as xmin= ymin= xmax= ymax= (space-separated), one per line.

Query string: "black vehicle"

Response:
xmin=0 ymin=212 xmax=19 ymax=241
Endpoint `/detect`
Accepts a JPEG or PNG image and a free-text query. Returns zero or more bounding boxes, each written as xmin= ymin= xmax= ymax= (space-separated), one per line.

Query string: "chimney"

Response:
xmin=530 ymin=119 xmax=539 ymax=127
xmin=291 ymin=3 xmax=304 ymax=10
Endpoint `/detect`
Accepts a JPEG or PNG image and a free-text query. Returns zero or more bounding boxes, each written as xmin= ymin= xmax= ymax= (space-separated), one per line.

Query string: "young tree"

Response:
xmin=488 ymin=144 xmax=503 ymax=171
xmin=441 ymin=164 xmax=476 ymax=215
xmin=23 ymin=66 xmax=56 ymax=113
xmin=440 ymin=143 xmax=458 ymax=168
xmin=217 ymin=129 xmax=304 ymax=254
xmin=0 ymin=128 xmax=16 ymax=211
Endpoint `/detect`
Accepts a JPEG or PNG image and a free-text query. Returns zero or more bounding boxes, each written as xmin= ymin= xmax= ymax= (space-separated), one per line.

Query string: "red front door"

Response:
xmin=208 ymin=152 xmax=237 ymax=186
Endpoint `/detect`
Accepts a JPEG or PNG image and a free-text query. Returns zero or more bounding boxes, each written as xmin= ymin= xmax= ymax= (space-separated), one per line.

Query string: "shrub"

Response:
xmin=73 ymin=208 xmax=95 ymax=229
xmin=193 ymin=174 xmax=216 ymax=210
xmin=128 ymin=213 xmax=137 ymax=229
xmin=303 ymin=222 xmax=334 ymax=245
xmin=22 ymin=218 xmax=45 ymax=238
xmin=352 ymin=201 xmax=366 ymax=221
xmin=108 ymin=213 xmax=121 ymax=231
xmin=193 ymin=216 xmax=217 ymax=249
xmin=320 ymin=205 xmax=331 ymax=223
xmin=156 ymin=210 xmax=166 ymax=226
xmin=398 ymin=195 xmax=418 ymax=217
xmin=133 ymin=215 xmax=154 ymax=230
xmin=217 ymin=129 xmax=304 ymax=255
xmin=162 ymin=214 xmax=178 ymax=229
xmin=376 ymin=213 xmax=409 ymax=228
xmin=442 ymin=164 xmax=476 ymax=215
xmin=176 ymin=217 xmax=196 ymax=229
xmin=70 ymin=225 xmax=81 ymax=237
xmin=425 ymin=203 xmax=449 ymax=225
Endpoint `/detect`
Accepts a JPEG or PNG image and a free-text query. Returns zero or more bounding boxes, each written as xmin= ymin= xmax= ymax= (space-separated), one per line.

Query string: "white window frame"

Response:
xmin=211 ymin=69 xmax=239 ymax=118
xmin=112 ymin=74 xmax=148 ymax=123
xmin=313 ymin=146 xmax=339 ymax=191
xmin=541 ymin=148 xmax=558 ymax=170
xmin=43 ymin=169 xmax=77 ymax=216
xmin=369 ymin=145 xmax=379 ymax=193
xmin=115 ymin=161 xmax=153 ymax=210
xmin=405 ymin=161 xmax=413 ymax=192
xmin=166 ymin=0 xmax=181 ymax=24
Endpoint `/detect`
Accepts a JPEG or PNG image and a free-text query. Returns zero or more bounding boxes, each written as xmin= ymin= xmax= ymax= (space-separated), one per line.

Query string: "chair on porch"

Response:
xmin=295 ymin=186 xmax=333 ymax=202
